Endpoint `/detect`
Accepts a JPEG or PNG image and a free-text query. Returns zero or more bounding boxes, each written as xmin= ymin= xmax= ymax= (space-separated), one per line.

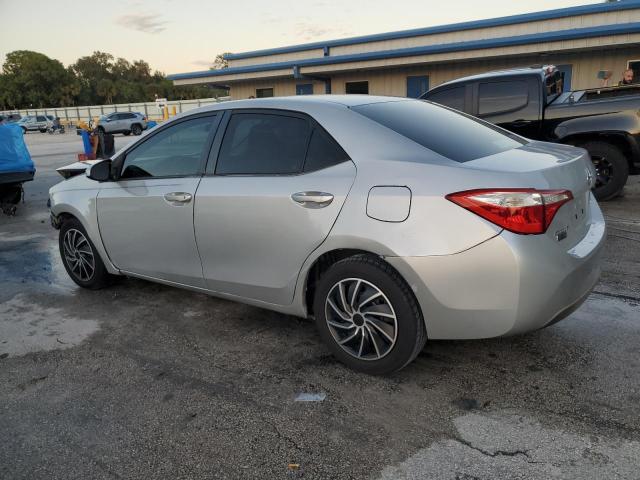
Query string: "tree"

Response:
xmin=211 ymin=53 xmax=230 ymax=70
xmin=1 ymin=50 xmax=74 ymax=108
xmin=0 ymin=49 xmax=228 ymax=109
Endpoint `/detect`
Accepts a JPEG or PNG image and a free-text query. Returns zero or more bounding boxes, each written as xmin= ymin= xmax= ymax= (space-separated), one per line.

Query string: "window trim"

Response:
xmin=476 ymin=80 xmax=530 ymax=117
xmin=205 ymin=108 xmax=351 ymax=177
xmin=113 ymin=112 xmax=221 ymax=182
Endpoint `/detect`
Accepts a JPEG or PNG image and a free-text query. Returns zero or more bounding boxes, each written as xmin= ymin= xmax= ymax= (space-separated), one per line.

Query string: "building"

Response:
xmin=168 ymin=1 xmax=640 ymax=99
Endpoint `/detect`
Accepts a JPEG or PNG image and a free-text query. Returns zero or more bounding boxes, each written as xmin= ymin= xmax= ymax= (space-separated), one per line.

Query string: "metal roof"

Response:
xmin=168 ymin=22 xmax=640 ymax=81
xmin=223 ymin=0 xmax=640 ymax=61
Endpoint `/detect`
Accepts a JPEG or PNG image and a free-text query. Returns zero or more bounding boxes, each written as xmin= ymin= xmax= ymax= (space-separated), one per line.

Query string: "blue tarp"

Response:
xmin=0 ymin=124 xmax=35 ymax=175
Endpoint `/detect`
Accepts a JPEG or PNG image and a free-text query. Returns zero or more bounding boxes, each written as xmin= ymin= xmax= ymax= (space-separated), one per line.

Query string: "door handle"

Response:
xmin=291 ymin=191 xmax=334 ymax=208
xmin=164 ymin=192 xmax=192 ymax=204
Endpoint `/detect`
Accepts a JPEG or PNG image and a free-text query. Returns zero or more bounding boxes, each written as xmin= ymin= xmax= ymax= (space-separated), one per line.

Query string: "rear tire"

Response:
xmin=313 ymin=254 xmax=426 ymax=375
xmin=581 ymin=141 xmax=629 ymax=201
xmin=59 ymin=218 xmax=114 ymax=289
xmin=123 ymin=131 xmax=131 ymax=136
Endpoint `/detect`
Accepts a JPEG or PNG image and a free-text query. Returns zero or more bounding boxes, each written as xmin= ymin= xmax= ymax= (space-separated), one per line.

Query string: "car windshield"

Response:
xmin=352 ymin=100 xmax=526 ymax=163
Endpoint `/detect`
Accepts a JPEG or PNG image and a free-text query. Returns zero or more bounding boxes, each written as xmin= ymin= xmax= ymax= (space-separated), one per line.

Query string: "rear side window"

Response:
xmin=427 ymin=86 xmax=465 ymax=112
xmin=36 ymin=116 xmax=46 ymax=122
xmin=303 ymin=127 xmax=350 ymax=173
xmin=216 ymin=113 xmax=310 ymax=175
xmin=352 ymin=100 xmax=525 ymax=163
xmin=478 ymin=81 xmax=528 ymax=116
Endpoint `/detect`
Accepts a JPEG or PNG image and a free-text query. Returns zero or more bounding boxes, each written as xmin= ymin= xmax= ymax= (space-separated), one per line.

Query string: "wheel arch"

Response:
xmin=301 ymin=247 xmax=421 ymax=321
xmin=560 ymin=131 xmax=638 ymax=172
xmin=50 ymin=201 xmax=120 ymax=275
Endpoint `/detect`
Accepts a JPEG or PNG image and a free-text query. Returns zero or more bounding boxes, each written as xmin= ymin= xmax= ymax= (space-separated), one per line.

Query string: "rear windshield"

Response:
xmin=352 ymin=100 xmax=526 ymax=163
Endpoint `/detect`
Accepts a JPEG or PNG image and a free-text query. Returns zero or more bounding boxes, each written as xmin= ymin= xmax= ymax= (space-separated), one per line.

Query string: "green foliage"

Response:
xmin=0 ymin=50 xmax=227 ymax=109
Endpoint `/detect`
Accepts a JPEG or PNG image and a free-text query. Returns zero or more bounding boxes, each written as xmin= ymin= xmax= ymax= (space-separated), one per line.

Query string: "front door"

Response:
xmin=194 ymin=110 xmax=356 ymax=305
xmin=97 ymin=114 xmax=220 ymax=287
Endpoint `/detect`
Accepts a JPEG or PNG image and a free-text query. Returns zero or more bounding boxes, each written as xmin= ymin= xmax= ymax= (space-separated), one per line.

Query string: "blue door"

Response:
xmin=296 ymin=84 xmax=313 ymax=95
xmin=556 ymin=64 xmax=572 ymax=91
xmin=407 ymin=75 xmax=429 ymax=98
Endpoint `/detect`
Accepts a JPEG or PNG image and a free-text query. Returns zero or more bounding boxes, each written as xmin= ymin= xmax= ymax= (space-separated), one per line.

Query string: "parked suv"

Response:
xmin=97 ymin=112 xmax=147 ymax=136
xmin=17 ymin=115 xmax=53 ymax=133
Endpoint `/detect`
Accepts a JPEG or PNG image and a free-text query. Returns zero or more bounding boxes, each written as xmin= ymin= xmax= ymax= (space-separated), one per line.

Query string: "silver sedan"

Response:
xmin=49 ymin=95 xmax=605 ymax=374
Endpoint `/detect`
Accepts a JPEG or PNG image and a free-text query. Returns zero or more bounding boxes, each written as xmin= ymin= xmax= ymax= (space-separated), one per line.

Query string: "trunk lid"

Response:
xmin=461 ymin=141 xmax=595 ymax=247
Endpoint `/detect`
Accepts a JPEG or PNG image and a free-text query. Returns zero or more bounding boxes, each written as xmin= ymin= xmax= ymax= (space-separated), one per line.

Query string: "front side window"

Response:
xmin=478 ymin=81 xmax=529 ymax=116
xmin=427 ymin=86 xmax=466 ymax=112
xmin=121 ymin=116 xmax=216 ymax=179
xmin=353 ymin=100 xmax=525 ymax=163
xmin=216 ymin=113 xmax=310 ymax=175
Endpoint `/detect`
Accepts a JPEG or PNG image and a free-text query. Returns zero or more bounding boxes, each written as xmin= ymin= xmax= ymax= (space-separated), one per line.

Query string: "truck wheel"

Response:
xmin=582 ymin=141 xmax=629 ymax=201
xmin=313 ymin=254 xmax=426 ymax=375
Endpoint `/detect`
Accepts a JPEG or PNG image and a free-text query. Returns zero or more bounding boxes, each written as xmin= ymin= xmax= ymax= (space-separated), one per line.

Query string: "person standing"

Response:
xmin=619 ymin=68 xmax=635 ymax=86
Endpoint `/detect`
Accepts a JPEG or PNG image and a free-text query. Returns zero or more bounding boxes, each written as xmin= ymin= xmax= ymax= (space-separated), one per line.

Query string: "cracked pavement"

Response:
xmin=1 ymin=133 xmax=639 ymax=479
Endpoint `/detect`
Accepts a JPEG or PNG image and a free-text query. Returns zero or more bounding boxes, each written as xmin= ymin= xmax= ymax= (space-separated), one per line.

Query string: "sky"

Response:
xmin=0 ymin=0 xmax=601 ymax=75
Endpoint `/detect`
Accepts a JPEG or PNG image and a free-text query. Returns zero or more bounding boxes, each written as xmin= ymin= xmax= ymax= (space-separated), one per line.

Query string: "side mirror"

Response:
xmin=87 ymin=160 xmax=112 ymax=182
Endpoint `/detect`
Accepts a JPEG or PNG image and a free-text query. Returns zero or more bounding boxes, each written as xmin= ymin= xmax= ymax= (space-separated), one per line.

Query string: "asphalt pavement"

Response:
xmin=1 ymin=132 xmax=639 ymax=479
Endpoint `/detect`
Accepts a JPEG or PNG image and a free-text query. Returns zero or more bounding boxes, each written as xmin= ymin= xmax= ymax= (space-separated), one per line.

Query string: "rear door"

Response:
xmin=97 ymin=113 xmax=220 ymax=286
xmin=194 ymin=109 xmax=356 ymax=305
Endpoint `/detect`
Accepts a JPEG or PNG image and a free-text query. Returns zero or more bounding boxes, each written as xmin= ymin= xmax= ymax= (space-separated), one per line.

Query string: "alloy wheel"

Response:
xmin=324 ymin=278 xmax=398 ymax=361
xmin=591 ymin=155 xmax=612 ymax=189
xmin=62 ymin=228 xmax=95 ymax=282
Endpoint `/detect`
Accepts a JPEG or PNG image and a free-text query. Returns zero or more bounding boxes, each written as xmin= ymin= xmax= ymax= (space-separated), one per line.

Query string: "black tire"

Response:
xmin=59 ymin=217 xmax=113 ymax=289
xmin=131 ymin=124 xmax=142 ymax=135
xmin=581 ymin=141 xmax=629 ymax=201
xmin=313 ymin=254 xmax=426 ymax=375
xmin=39 ymin=128 xmax=47 ymax=133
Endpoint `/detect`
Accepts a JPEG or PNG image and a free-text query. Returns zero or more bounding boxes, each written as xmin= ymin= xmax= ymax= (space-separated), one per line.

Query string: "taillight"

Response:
xmin=446 ymin=189 xmax=573 ymax=234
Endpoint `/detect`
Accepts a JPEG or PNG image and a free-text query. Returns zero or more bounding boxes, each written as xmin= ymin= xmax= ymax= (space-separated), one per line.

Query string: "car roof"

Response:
xmin=431 ymin=66 xmax=549 ymax=91
xmin=187 ymin=94 xmax=410 ymax=115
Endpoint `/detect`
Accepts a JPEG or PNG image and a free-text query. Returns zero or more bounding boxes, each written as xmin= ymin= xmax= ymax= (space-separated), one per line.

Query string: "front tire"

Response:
xmin=313 ymin=255 xmax=426 ymax=375
xmin=131 ymin=124 xmax=142 ymax=135
xmin=581 ymin=141 xmax=629 ymax=201
xmin=59 ymin=218 xmax=113 ymax=289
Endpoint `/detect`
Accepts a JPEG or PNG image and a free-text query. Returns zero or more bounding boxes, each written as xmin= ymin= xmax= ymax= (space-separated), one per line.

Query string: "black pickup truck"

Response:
xmin=421 ymin=66 xmax=640 ymax=200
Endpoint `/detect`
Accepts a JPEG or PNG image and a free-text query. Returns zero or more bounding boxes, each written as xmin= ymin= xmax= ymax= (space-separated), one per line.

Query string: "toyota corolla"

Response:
xmin=49 ymin=96 xmax=605 ymax=374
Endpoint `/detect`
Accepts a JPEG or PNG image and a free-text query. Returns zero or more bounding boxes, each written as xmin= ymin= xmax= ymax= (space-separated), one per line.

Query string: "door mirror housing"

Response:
xmin=87 ymin=160 xmax=112 ymax=182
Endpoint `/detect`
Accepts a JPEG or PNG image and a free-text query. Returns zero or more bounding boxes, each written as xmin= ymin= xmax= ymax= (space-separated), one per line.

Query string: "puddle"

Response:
xmin=0 ymin=294 xmax=99 ymax=357
xmin=0 ymin=234 xmax=74 ymax=301
xmin=377 ymin=410 xmax=640 ymax=480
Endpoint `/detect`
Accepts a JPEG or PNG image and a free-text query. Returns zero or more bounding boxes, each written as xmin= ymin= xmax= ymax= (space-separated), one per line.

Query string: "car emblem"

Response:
xmin=586 ymin=168 xmax=593 ymax=188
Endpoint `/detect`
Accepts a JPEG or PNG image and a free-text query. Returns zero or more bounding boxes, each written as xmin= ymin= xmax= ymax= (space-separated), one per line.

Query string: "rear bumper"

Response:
xmin=387 ymin=200 xmax=605 ymax=340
